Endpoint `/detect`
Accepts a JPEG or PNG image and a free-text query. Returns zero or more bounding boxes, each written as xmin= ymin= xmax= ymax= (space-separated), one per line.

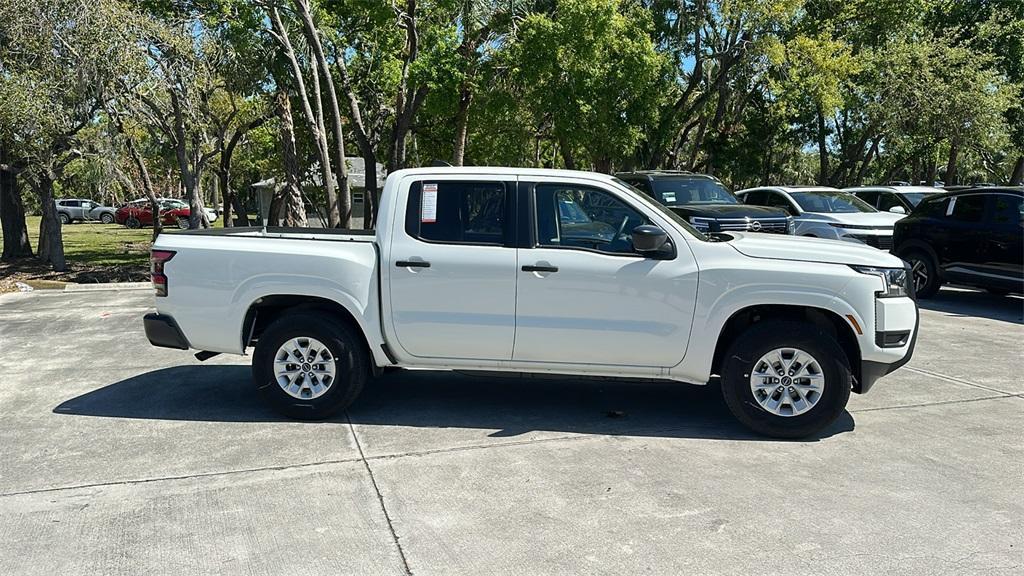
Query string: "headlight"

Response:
xmin=688 ymin=217 xmax=711 ymax=232
xmin=851 ymin=266 xmax=910 ymax=298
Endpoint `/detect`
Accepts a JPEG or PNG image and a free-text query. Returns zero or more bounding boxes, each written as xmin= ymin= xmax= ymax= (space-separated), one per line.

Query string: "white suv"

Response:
xmin=737 ymin=186 xmax=905 ymax=250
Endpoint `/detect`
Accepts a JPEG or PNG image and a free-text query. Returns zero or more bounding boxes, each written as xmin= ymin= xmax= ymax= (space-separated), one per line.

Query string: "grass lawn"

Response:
xmin=0 ymin=214 xmax=234 ymax=292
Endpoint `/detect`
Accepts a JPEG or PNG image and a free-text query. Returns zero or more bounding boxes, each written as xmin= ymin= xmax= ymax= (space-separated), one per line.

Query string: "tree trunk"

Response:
xmin=35 ymin=172 xmax=66 ymax=271
xmin=558 ymin=135 xmax=576 ymax=170
xmin=944 ymin=139 xmax=959 ymax=186
xmin=332 ymin=49 xmax=380 ymax=229
xmin=816 ymin=106 xmax=829 ymax=185
xmin=268 ymin=6 xmax=339 ymax=227
xmin=452 ymin=85 xmax=473 ymax=166
xmin=0 ymin=147 xmax=33 ymax=259
xmin=1010 ymin=155 xmax=1024 ymax=185
xmin=295 ymin=0 xmax=352 ymax=227
xmin=274 ymin=90 xmax=308 ymax=228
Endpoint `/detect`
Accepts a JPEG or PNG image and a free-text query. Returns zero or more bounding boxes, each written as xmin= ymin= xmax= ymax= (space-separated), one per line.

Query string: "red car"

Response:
xmin=115 ymin=199 xmax=192 ymax=229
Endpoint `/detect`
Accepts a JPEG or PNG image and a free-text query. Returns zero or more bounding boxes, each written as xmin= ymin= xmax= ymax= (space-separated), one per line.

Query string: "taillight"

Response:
xmin=151 ymin=250 xmax=176 ymax=297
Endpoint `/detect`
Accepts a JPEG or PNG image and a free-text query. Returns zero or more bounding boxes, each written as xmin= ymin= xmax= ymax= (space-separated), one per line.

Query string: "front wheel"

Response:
xmin=252 ymin=312 xmax=368 ymax=420
xmin=902 ymin=250 xmax=940 ymax=298
xmin=100 ymin=213 xmax=114 ymax=224
xmin=720 ymin=320 xmax=852 ymax=438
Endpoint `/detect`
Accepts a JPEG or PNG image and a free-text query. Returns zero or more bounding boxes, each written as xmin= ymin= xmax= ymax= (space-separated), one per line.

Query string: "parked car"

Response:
xmin=55 ymin=199 xmax=117 ymax=224
xmin=892 ymin=187 xmax=1023 ymax=298
xmin=845 ymin=185 xmax=943 ymax=214
xmin=144 ymin=167 xmax=918 ymax=439
xmin=616 ymin=171 xmax=792 ymax=234
xmin=115 ymin=198 xmax=218 ymax=229
xmin=737 ymin=186 xmax=904 ymax=250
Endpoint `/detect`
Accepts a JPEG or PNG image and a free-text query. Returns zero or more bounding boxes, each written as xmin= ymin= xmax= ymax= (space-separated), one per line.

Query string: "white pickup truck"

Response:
xmin=144 ymin=167 xmax=918 ymax=438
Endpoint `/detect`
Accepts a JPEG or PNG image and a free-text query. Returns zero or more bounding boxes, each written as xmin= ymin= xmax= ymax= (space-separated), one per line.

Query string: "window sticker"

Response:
xmin=421 ymin=183 xmax=438 ymax=223
xmin=663 ymin=192 xmax=676 ymax=203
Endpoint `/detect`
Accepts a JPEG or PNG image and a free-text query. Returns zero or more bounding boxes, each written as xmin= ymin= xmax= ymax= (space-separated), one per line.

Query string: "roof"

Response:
xmin=844 ymin=185 xmax=944 ymax=194
xmin=390 ymin=166 xmax=619 ymax=182
xmin=926 ymin=186 xmax=1023 ymax=200
xmin=736 ymin=186 xmax=843 ymax=194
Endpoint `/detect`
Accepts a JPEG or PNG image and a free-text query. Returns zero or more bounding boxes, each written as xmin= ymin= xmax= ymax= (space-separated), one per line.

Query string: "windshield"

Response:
xmin=902 ymin=192 xmax=933 ymax=206
xmin=611 ymin=178 xmax=709 ymax=241
xmin=651 ymin=178 xmax=738 ymax=206
xmin=790 ymin=191 xmax=875 ymax=213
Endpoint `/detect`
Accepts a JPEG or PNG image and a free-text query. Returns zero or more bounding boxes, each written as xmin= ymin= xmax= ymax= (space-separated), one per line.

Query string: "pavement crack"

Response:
xmin=904 ymin=366 xmax=1013 ymax=395
xmin=849 ymin=394 xmax=1015 ymax=413
xmin=0 ymin=456 xmax=365 ymax=499
xmin=347 ymin=412 xmax=413 ymax=576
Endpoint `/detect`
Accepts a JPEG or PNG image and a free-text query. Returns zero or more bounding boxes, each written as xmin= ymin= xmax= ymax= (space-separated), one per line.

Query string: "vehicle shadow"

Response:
xmin=53 ymin=366 xmax=853 ymax=442
xmin=920 ymin=288 xmax=1023 ymax=324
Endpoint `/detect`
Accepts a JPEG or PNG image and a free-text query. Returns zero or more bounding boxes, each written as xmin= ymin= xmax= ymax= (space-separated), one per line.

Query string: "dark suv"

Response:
xmin=893 ymin=187 xmax=1023 ymax=298
xmin=616 ymin=171 xmax=791 ymax=234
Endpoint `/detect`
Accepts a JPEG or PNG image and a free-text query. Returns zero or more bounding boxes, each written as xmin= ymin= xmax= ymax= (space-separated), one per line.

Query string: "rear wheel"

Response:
xmin=125 ymin=216 xmax=141 ymax=229
xmin=58 ymin=212 xmax=70 ymax=225
xmin=176 ymin=217 xmax=190 ymax=230
xmin=902 ymin=250 xmax=940 ymax=298
xmin=720 ymin=320 xmax=852 ymax=438
xmin=252 ymin=312 xmax=368 ymax=420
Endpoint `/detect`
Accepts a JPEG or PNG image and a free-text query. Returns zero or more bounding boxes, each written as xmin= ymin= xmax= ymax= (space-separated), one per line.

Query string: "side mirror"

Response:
xmin=631 ymin=225 xmax=672 ymax=258
xmin=889 ymin=206 xmax=907 ymax=214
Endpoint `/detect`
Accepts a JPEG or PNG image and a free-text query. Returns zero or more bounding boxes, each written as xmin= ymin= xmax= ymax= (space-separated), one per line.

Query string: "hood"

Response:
xmin=670 ymin=204 xmax=788 ymax=219
xmin=727 ymin=232 xmax=906 ymax=267
xmin=800 ymin=211 xmax=904 ymax=227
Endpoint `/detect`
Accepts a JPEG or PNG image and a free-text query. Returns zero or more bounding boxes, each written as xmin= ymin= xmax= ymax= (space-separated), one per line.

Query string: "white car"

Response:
xmin=737 ymin=186 xmax=905 ymax=250
xmin=144 ymin=168 xmax=918 ymax=438
xmin=156 ymin=198 xmax=218 ymax=223
xmin=844 ymin=185 xmax=943 ymax=214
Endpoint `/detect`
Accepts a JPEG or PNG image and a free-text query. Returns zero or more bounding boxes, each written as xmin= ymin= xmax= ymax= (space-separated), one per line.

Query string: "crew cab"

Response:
xmin=144 ymin=168 xmax=918 ymax=438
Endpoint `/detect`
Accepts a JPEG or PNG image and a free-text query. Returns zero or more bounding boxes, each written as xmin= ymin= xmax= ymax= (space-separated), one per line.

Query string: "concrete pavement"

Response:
xmin=0 ymin=287 xmax=1021 ymax=575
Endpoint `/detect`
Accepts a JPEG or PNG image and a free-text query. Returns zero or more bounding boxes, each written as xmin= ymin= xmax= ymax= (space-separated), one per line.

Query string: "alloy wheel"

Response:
xmin=273 ymin=337 xmax=338 ymax=400
xmin=749 ymin=347 xmax=825 ymax=417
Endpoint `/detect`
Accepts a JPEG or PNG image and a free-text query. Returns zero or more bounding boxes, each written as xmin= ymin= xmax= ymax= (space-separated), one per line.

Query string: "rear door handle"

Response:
xmin=522 ymin=264 xmax=558 ymax=273
xmin=396 ymin=260 xmax=431 ymax=268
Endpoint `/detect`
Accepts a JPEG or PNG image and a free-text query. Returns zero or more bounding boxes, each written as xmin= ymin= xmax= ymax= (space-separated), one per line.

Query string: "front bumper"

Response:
xmin=856 ymin=303 xmax=919 ymax=393
xmin=144 ymin=313 xmax=190 ymax=350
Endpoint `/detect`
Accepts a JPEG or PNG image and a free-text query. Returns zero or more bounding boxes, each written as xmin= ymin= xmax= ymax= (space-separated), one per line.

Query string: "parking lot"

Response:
xmin=0 ymin=287 xmax=1021 ymax=575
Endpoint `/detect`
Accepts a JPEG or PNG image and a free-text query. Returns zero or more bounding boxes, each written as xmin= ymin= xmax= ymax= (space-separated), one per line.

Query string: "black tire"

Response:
xmin=125 ymin=216 xmax=141 ymax=229
xmin=176 ymin=217 xmax=190 ymax=230
xmin=252 ymin=312 xmax=368 ymax=420
xmin=902 ymin=249 xmax=940 ymax=298
xmin=100 ymin=213 xmax=114 ymax=224
xmin=720 ymin=320 xmax=852 ymax=439
xmin=58 ymin=212 xmax=70 ymax=225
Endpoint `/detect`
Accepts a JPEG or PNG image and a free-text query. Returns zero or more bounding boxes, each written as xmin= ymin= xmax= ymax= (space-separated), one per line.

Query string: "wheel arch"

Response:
xmin=710 ymin=304 xmax=862 ymax=390
xmin=241 ymin=295 xmax=382 ymax=375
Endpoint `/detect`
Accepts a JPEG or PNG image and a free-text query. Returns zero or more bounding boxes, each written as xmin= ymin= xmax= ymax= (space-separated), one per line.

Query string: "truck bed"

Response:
xmin=152 ymin=226 xmax=382 ymax=355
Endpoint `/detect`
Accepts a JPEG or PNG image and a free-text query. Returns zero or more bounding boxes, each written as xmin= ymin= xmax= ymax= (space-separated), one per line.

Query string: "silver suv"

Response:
xmin=55 ymin=199 xmax=117 ymax=224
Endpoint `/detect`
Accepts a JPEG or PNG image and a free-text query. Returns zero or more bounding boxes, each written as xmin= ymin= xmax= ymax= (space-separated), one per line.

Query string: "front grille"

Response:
xmin=691 ymin=217 xmax=790 ymax=234
xmin=849 ymin=234 xmax=894 ymax=250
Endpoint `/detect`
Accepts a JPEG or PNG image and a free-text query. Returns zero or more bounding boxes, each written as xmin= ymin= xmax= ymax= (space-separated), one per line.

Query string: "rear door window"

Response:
xmin=405 ymin=181 xmax=511 ymax=245
xmin=948 ymin=195 xmax=985 ymax=222
xmin=990 ymin=194 xmax=1023 ymax=226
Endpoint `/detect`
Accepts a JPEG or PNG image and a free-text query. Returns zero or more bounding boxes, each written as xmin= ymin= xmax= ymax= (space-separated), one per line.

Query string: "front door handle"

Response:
xmin=522 ymin=264 xmax=558 ymax=273
xmin=396 ymin=260 xmax=431 ymax=268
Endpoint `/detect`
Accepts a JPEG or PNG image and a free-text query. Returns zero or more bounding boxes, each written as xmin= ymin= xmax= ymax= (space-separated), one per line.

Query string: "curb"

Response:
xmin=62 ymin=282 xmax=151 ymax=292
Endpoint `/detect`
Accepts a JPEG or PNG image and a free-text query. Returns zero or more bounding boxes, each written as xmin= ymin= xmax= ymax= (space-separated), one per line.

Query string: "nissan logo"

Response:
xmin=751 ymin=221 xmax=762 ymax=231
